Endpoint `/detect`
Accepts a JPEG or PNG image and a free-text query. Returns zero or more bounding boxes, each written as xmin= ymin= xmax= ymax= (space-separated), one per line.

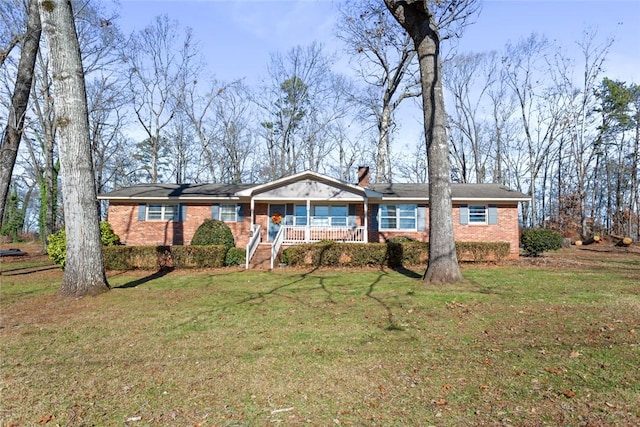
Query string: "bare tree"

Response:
xmin=0 ymin=0 xmax=40 ymax=228
xmin=0 ymin=0 xmax=26 ymax=68
xmin=444 ymin=51 xmax=498 ymax=183
xmin=503 ymin=34 xmax=567 ymax=227
xmin=39 ymin=0 xmax=109 ymax=296
xmin=384 ymin=0 xmax=479 ymax=284
xmin=337 ymin=0 xmax=420 ymax=183
xmin=87 ymin=74 xmax=133 ymax=199
xmin=257 ymin=43 xmax=347 ymax=180
xmin=568 ymin=30 xmax=613 ymax=236
xmin=126 ymin=15 xmax=196 ymax=183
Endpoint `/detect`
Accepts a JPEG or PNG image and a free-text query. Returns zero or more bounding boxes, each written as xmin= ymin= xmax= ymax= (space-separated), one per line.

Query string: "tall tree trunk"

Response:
xmin=384 ymin=0 xmax=462 ymax=284
xmin=40 ymin=0 xmax=109 ymax=297
xmin=0 ymin=0 xmax=40 ymax=228
xmin=376 ymin=105 xmax=393 ymax=183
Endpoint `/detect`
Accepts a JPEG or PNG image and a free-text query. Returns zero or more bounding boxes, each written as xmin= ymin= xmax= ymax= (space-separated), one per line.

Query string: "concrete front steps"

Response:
xmin=249 ymin=244 xmax=272 ymax=270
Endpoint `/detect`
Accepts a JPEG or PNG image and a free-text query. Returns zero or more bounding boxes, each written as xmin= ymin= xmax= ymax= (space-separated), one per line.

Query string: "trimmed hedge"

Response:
xmin=172 ymin=245 xmax=227 ymax=268
xmin=102 ymin=240 xmax=511 ymax=271
xmin=103 ymin=245 xmax=226 ymax=270
xmin=456 ymin=241 xmax=511 ymax=262
xmin=282 ymin=240 xmax=511 ymax=268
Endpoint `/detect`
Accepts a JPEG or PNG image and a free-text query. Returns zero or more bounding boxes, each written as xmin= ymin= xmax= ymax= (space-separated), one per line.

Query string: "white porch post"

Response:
xmin=364 ymin=197 xmax=369 ymax=243
xmin=250 ymin=198 xmax=255 ymax=230
xmin=306 ymin=199 xmax=311 ymax=242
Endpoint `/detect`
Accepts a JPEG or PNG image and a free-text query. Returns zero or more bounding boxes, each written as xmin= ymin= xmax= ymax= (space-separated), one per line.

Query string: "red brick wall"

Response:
xmin=452 ymin=204 xmax=520 ymax=257
xmin=367 ymin=204 xmax=520 ymax=257
xmin=367 ymin=205 xmax=429 ymax=244
xmin=107 ymin=202 xmax=520 ymax=256
xmin=106 ymin=203 xmax=252 ymax=247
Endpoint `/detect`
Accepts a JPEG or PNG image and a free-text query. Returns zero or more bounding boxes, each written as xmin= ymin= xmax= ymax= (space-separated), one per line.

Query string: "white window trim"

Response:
xmin=219 ymin=203 xmax=237 ymax=222
xmin=379 ymin=204 xmax=417 ymax=231
xmin=468 ymin=205 xmax=488 ymax=225
xmin=146 ymin=204 xmax=178 ymax=221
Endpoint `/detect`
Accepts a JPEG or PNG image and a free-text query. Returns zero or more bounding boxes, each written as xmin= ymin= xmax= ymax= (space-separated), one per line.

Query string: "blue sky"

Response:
xmin=114 ymin=0 xmax=639 ymax=148
xmin=116 ymin=0 xmax=639 ymax=84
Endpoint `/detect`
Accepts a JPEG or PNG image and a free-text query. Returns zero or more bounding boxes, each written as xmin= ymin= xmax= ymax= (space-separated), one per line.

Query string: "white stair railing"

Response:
xmin=245 ymin=224 xmax=262 ymax=269
xmin=270 ymin=225 xmax=286 ymax=269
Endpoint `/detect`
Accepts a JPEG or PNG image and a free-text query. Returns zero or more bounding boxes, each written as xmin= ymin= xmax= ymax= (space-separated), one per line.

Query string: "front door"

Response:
xmin=268 ymin=204 xmax=285 ymax=241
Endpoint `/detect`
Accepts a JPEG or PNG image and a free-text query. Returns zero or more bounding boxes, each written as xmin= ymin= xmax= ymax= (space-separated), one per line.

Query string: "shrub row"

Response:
xmin=103 ymin=245 xmax=229 ymax=270
xmin=281 ymin=240 xmax=511 ymax=268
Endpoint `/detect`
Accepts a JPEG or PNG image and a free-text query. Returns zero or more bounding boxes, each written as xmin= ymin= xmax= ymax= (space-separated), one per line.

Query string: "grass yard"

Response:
xmin=1 ymin=247 xmax=639 ymax=426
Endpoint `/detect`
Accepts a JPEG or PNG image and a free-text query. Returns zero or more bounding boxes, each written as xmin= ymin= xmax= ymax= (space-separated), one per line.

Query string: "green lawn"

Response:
xmin=1 ymin=251 xmax=639 ymax=426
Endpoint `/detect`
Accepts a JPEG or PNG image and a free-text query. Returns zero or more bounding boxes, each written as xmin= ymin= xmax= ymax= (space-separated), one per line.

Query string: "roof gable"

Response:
xmin=236 ymin=170 xmax=381 ymax=199
xmin=253 ymin=178 xmax=361 ymax=200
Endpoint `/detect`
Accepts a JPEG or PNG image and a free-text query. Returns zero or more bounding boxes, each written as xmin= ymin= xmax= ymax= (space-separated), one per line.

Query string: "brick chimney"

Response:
xmin=357 ymin=166 xmax=370 ymax=187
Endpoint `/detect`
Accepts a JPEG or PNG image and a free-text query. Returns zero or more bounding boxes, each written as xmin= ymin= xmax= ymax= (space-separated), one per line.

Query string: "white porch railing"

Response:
xmin=245 ymin=224 xmax=262 ymax=269
xmin=271 ymin=225 xmax=286 ymax=269
xmin=281 ymin=225 xmax=366 ymax=243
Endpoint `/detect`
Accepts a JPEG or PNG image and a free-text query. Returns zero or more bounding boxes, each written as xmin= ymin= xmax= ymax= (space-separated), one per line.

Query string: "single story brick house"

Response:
xmin=98 ymin=167 xmax=529 ymax=267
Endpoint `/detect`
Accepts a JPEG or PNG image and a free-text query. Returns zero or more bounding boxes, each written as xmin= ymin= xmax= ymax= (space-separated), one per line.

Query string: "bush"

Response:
xmin=456 ymin=241 xmax=510 ymax=262
xmin=521 ymin=229 xmax=562 ymax=257
xmin=103 ymin=245 xmax=227 ymax=270
xmin=47 ymin=229 xmax=67 ymax=268
xmin=103 ymin=246 xmax=170 ymax=270
xmin=225 ymin=247 xmax=246 ymax=266
xmin=171 ymin=245 xmax=226 ymax=268
xmin=281 ymin=240 xmax=511 ymax=268
xmin=100 ymin=221 xmax=120 ymax=246
xmin=47 ymin=222 xmax=121 ymax=268
xmin=191 ymin=219 xmax=235 ymax=251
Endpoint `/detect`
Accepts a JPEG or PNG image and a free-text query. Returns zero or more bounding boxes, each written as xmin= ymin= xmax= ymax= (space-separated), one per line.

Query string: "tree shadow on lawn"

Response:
xmin=109 ymin=263 xmax=420 ymax=333
xmin=113 ymin=267 xmax=175 ymax=289
xmin=391 ymin=265 xmax=422 ymax=279
xmin=233 ymin=266 xmax=410 ymax=331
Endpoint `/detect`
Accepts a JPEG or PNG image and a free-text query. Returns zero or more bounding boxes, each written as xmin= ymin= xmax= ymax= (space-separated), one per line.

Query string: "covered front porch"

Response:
xmin=237 ymin=171 xmax=381 ymax=269
xmin=245 ymin=201 xmax=370 ymax=269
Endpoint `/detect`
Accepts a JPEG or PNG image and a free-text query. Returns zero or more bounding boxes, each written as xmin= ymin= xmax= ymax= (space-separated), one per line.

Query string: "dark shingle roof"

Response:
xmin=99 ymin=181 xmax=529 ymax=202
xmin=370 ymin=183 xmax=529 ymax=200
xmin=98 ymin=183 xmax=253 ymax=199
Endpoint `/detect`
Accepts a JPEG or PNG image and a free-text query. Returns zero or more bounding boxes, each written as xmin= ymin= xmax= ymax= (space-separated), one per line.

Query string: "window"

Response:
xmin=310 ymin=205 xmax=347 ymax=226
xmin=294 ymin=205 xmax=307 ymax=226
xmin=146 ymin=204 xmax=178 ymax=221
xmin=212 ymin=203 xmax=242 ymax=222
xmin=460 ymin=205 xmax=497 ymax=225
xmin=220 ymin=204 xmax=237 ymax=222
xmin=379 ymin=204 xmax=416 ymax=230
xmin=468 ymin=205 xmax=487 ymax=224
